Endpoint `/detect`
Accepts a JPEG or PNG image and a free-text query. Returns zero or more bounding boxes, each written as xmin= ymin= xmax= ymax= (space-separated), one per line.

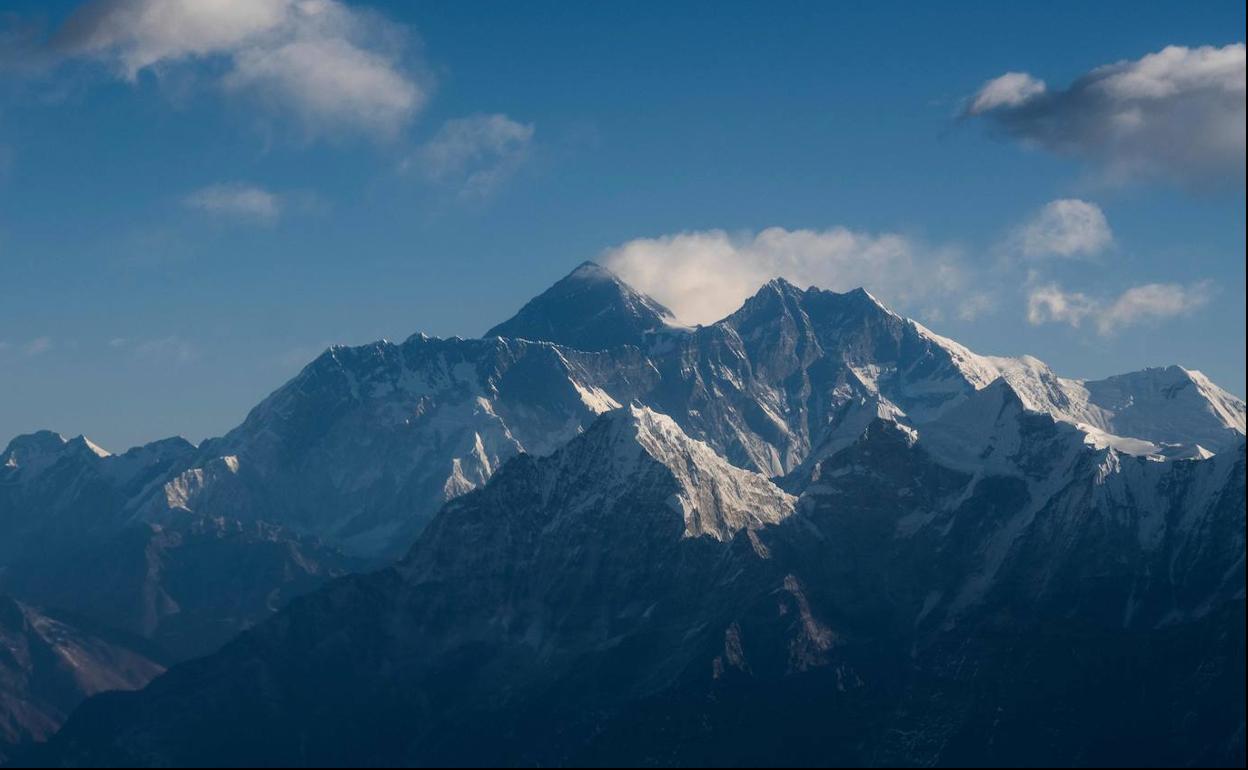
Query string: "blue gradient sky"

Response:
xmin=1 ymin=0 xmax=1244 ymax=450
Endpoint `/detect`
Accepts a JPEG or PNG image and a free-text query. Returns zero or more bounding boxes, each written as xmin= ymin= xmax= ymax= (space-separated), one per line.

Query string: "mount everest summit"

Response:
xmin=1 ymin=261 xmax=1244 ymax=766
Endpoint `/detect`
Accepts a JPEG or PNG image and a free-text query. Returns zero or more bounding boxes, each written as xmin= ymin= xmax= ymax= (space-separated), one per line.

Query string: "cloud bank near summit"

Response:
xmin=602 ymin=227 xmax=977 ymax=326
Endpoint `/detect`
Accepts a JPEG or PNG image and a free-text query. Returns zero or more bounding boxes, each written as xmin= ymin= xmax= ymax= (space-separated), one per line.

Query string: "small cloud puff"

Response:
xmin=1014 ymin=199 xmax=1113 ymax=259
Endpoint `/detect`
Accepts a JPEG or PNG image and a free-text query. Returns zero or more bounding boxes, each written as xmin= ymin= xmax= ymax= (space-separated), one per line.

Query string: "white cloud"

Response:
xmin=969 ymin=72 xmax=1047 ymax=113
xmin=55 ymin=0 xmax=426 ymax=139
xmin=602 ymin=227 xmax=970 ymax=325
xmin=409 ymin=114 xmax=535 ymax=198
xmin=1027 ymin=280 xmax=1210 ymax=335
xmin=223 ymin=36 xmax=420 ymax=139
xmin=184 ymin=182 xmax=280 ymax=223
xmin=967 ymin=44 xmax=1245 ymax=187
xmin=1026 ymin=284 xmax=1098 ymax=328
xmin=57 ymin=0 xmax=289 ymax=74
xmin=1014 ymin=199 xmax=1113 ymax=258
xmin=1097 ymin=282 xmax=1212 ymax=334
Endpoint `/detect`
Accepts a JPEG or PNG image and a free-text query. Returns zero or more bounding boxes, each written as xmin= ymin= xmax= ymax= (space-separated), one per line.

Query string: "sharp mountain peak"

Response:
xmin=484 ymin=260 xmax=678 ymax=351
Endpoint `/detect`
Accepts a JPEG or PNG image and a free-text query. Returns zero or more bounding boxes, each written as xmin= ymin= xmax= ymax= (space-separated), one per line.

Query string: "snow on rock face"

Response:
xmin=478 ymin=404 xmax=796 ymax=546
xmin=858 ymin=378 xmax=1221 ymax=623
xmin=678 ymin=278 xmax=991 ymax=478
xmin=620 ymin=405 xmax=796 ymax=540
xmin=1080 ymin=366 xmax=1246 ymax=448
xmin=132 ymin=335 xmax=660 ymax=558
xmin=800 ymin=381 xmax=1245 ymax=632
xmin=918 ymin=378 xmax=1088 ymax=481
xmin=157 ymin=454 xmax=244 ymax=514
xmin=911 ymin=324 xmax=1245 ymax=458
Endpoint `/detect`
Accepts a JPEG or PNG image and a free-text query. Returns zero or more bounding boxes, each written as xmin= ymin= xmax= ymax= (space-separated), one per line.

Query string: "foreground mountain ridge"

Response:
xmin=24 ymin=388 xmax=1245 ymax=765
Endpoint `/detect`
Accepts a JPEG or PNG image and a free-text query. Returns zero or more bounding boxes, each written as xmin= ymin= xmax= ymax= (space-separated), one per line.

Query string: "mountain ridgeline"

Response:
xmin=2 ymin=262 xmax=1245 ymax=766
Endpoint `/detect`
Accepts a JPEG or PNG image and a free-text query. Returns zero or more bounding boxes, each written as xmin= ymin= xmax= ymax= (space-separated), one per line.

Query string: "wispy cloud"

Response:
xmin=1027 ymin=280 xmax=1210 ymax=335
xmin=1012 ymin=199 xmax=1113 ymax=259
xmin=23 ymin=336 xmax=53 ymax=356
xmin=602 ymin=227 xmax=973 ymax=325
xmin=109 ymin=335 xmax=197 ymax=363
xmin=967 ymin=43 xmax=1245 ymax=188
xmin=52 ymin=0 xmax=429 ymax=140
xmin=408 ymin=114 xmax=535 ymax=199
xmin=183 ymin=182 xmax=281 ymax=224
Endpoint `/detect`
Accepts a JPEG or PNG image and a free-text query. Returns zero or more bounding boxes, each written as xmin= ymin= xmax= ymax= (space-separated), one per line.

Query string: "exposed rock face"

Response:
xmin=143 ymin=335 xmax=655 ymax=558
xmin=0 ymin=596 xmax=164 ymax=764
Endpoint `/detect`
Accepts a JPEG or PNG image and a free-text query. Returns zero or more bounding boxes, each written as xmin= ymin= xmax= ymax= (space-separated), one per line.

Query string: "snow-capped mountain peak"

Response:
xmin=566 ymin=259 xmax=625 ymax=282
xmin=1 ymin=431 xmax=110 ymax=477
xmin=484 ymin=261 xmax=681 ymax=351
xmin=909 ymin=320 xmax=1245 ymax=457
xmin=2 ymin=431 xmax=71 ymax=474
xmin=918 ymin=378 xmax=1089 ymax=476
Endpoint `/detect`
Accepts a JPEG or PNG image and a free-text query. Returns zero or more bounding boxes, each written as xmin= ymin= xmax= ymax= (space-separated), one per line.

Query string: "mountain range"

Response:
xmin=2 ymin=261 xmax=1244 ymax=766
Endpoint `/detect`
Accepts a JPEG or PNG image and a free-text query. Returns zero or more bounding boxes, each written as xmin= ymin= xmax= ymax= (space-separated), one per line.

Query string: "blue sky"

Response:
xmin=1 ymin=0 xmax=1244 ymax=451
